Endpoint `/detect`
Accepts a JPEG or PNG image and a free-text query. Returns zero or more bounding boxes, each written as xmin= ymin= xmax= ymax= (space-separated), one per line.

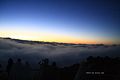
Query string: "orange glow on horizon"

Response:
xmin=0 ymin=31 xmax=117 ymax=44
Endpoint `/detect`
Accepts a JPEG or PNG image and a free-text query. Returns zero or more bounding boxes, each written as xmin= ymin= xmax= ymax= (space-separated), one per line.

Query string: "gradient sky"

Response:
xmin=0 ymin=0 xmax=120 ymax=44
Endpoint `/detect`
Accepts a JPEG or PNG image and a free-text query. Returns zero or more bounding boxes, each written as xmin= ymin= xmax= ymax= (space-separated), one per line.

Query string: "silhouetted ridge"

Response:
xmin=1 ymin=37 xmax=120 ymax=47
xmin=74 ymin=56 xmax=120 ymax=80
xmin=0 ymin=56 xmax=120 ymax=80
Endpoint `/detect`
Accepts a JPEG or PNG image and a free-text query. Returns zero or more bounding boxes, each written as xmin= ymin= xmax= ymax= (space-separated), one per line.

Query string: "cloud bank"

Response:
xmin=0 ymin=38 xmax=120 ymax=67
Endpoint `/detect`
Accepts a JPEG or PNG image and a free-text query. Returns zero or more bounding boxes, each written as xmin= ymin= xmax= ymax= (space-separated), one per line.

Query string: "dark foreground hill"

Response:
xmin=0 ymin=56 xmax=120 ymax=80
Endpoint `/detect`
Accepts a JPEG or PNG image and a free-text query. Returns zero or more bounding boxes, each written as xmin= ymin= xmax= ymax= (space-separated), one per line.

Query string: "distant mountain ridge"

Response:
xmin=0 ymin=37 xmax=119 ymax=47
xmin=0 ymin=37 xmax=76 ymax=45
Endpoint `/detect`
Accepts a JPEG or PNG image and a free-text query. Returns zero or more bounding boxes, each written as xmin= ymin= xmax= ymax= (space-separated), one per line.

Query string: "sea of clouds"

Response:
xmin=0 ymin=38 xmax=120 ymax=67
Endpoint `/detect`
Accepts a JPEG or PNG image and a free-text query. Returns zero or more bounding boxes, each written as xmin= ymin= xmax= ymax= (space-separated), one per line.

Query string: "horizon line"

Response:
xmin=0 ymin=37 xmax=119 ymax=45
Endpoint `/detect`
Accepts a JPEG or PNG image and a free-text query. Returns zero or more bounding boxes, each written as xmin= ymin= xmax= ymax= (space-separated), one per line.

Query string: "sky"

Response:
xmin=0 ymin=0 xmax=120 ymax=44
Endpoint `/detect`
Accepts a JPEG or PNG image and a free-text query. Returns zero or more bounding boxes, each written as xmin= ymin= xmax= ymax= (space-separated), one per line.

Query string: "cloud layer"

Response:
xmin=0 ymin=38 xmax=120 ymax=67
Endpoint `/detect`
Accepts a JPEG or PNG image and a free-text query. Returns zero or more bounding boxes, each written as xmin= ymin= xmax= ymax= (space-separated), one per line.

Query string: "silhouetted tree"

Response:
xmin=6 ymin=58 xmax=13 ymax=75
xmin=87 ymin=56 xmax=94 ymax=62
xmin=7 ymin=58 xmax=24 ymax=80
xmin=50 ymin=62 xmax=60 ymax=80
xmin=24 ymin=61 xmax=32 ymax=80
xmin=52 ymin=62 xmax=56 ymax=67
xmin=42 ymin=58 xmax=49 ymax=65
xmin=0 ymin=64 xmax=2 ymax=73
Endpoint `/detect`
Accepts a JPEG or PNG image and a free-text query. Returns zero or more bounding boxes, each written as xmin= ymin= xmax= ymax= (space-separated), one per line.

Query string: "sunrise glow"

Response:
xmin=0 ymin=0 xmax=120 ymax=44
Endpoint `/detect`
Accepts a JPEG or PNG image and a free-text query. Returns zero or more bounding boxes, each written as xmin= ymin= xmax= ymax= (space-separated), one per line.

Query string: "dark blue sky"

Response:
xmin=0 ymin=0 xmax=120 ymax=44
